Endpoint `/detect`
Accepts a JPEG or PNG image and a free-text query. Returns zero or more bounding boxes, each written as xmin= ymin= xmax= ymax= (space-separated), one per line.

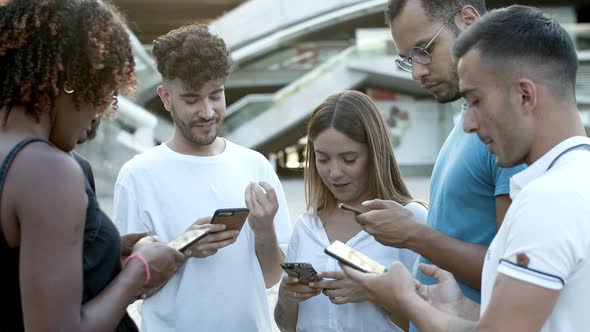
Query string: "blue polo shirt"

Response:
xmin=416 ymin=106 xmax=526 ymax=301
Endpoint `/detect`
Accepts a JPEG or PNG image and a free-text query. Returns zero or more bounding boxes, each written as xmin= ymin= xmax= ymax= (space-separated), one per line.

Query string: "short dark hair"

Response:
xmin=385 ymin=0 xmax=487 ymax=25
xmin=454 ymin=5 xmax=578 ymax=100
xmin=152 ymin=24 xmax=231 ymax=91
xmin=0 ymin=0 xmax=136 ymax=123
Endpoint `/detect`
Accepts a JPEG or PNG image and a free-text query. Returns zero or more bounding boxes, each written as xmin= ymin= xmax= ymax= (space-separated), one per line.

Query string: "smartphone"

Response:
xmin=167 ymin=228 xmax=210 ymax=252
xmin=338 ymin=203 xmax=365 ymax=215
xmin=324 ymin=240 xmax=386 ymax=274
xmin=210 ymin=208 xmax=250 ymax=231
xmin=281 ymin=262 xmax=321 ymax=285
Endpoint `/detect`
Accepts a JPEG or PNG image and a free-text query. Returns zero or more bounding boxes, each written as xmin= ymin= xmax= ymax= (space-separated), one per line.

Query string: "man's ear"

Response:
xmin=156 ymin=84 xmax=171 ymax=112
xmin=514 ymin=78 xmax=538 ymax=116
xmin=456 ymin=5 xmax=481 ymax=31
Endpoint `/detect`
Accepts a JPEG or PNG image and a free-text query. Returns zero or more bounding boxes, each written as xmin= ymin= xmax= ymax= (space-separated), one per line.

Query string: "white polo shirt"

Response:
xmin=481 ymin=136 xmax=590 ymax=331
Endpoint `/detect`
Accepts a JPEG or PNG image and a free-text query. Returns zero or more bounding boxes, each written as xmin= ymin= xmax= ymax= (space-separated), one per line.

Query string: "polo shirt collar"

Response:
xmin=510 ymin=136 xmax=590 ymax=199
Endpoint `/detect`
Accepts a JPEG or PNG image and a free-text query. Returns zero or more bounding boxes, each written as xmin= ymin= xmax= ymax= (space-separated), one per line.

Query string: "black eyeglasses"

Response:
xmin=395 ymin=10 xmax=460 ymax=72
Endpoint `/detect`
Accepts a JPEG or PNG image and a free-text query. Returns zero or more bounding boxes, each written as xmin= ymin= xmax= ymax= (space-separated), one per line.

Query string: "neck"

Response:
xmin=0 ymin=106 xmax=51 ymax=139
xmin=166 ymin=131 xmax=225 ymax=156
xmin=526 ymin=101 xmax=586 ymax=164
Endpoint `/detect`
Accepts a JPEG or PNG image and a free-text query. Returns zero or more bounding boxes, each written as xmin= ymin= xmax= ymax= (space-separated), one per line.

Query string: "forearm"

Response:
xmin=403 ymin=295 xmax=477 ymax=332
xmin=274 ymin=294 xmax=299 ymax=332
xmin=78 ymin=262 xmax=145 ymax=331
xmin=255 ymin=228 xmax=284 ymax=288
xmin=408 ymin=226 xmax=486 ymax=289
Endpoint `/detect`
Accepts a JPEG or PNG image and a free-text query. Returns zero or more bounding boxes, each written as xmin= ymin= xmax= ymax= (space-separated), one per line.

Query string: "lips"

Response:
xmin=331 ymin=183 xmax=349 ymax=190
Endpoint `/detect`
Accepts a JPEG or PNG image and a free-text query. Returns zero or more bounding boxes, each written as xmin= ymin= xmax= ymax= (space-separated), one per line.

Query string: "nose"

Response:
xmin=328 ymin=161 xmax=344 ymax=179
xmin=462 ymin=106 xmax=478 ymax=134
xmin=198 ymin=99 xmax=215 ymax=119
xmin=412 ymin=61 xmax=429 ymax=81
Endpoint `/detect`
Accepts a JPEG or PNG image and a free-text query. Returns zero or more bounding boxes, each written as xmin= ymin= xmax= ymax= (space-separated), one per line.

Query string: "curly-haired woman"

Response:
xmin=0 ymin=1 xmax=186 ymax=331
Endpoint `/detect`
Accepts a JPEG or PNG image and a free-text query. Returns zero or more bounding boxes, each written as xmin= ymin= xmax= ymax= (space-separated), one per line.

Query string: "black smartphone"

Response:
xmin=210 ymin=208 xmax=250 ymax=231
xmin=338 ymin=203 xmax=365 ymax=215
xmin=281 ymin=262 xmax=321 ymax=285
xmin=324 ymin=240 xmax=386 ymax=274
xmin=167 ymin=228 xmax=210 ymax=252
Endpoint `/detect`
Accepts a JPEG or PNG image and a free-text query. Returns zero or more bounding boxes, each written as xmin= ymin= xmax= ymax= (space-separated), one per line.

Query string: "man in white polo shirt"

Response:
xmin=342 ymin=5 xmax=590 ymax=331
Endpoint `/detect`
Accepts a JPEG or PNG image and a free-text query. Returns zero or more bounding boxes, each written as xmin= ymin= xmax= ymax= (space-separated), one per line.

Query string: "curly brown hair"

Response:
xmin=152 ymin=24 xmax=230 ymax=91
xmin=0 ymin=0 xmax=136 ymax=124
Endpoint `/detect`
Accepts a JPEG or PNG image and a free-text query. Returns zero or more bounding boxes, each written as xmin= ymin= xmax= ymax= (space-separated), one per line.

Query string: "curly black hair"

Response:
xmin=152 ymin=24 xmax=230 ymax=91
xmin=0 ymin=0 xmax=136 ymax=124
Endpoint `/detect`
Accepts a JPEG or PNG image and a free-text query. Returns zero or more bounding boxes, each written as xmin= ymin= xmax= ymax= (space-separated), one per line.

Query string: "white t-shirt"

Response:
xmin=286 ymin=202 xmax=427 ymax=332
xmin=481 ymin=136 xmax=590 ymax=331
xmin=113 ymin=140 xmax=292 ymax=332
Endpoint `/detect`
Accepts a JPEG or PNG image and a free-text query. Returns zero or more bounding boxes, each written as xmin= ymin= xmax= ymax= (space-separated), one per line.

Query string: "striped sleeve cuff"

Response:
xmin=498 ymin=259 xmax=565 ymax=290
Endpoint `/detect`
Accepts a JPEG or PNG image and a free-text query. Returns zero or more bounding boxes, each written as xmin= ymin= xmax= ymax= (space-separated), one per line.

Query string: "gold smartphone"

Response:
xmin=167 ymin=228 xmax=210 ymax=252
xmin=324 ymin=240 xmax=386 ymax=274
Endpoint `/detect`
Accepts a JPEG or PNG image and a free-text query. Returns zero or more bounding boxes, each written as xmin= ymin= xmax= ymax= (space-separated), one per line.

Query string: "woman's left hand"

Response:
xmin=121 ymin=232 xmax=150 ymax=257
xmin=309 ymin=271 xmax=369 ymax=304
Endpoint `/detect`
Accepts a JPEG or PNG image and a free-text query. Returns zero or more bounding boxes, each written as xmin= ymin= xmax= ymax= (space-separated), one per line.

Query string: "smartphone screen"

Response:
xmin=324 ymin=240 xmax=386 ymax=274
xmin=281 ymin=262 xmax=321 ymax=284
xmin=167 ymin=228 xmax=210 ymax=252
xmin=211 ymin=208 xmax=250 ymax=231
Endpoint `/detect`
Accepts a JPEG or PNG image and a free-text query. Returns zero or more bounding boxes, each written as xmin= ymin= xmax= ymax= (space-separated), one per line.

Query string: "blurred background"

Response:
xmin=79 ymin=0 xmax=590 ymax=329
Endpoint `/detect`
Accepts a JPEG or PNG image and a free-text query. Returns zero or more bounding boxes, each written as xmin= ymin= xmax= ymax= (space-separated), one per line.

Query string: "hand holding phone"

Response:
xmin=281 ymin=262 xmax=321 ymax=285
xmin=325 ymin=240 xmax=386 ymax=274
xmin=338 ymin=203 xmax=367 ymax=215
xmin=210 ymin=208 xmax=250 ymax=231
xmin=167 ymin=228 xmax=210 ymax=252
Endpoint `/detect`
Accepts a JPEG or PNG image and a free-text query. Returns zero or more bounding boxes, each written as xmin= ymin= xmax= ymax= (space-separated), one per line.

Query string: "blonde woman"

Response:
xmin=275 ymin=90 xmax=427 ymax=332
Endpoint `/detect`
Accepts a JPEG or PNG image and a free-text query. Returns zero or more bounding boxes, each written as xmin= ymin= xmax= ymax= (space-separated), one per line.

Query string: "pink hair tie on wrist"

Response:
xmin=124 ymin=253 xmax=151 ymax=286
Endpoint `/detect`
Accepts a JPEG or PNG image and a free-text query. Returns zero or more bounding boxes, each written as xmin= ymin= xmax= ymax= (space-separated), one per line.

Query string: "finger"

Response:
xmin=250 ymin=182 xmax=268 ymax=207
xmin=329 ymin=295 xmax=350 ymax=305
xmin=340 ymin=263 xmax=370 ymax=286
xmin=194 ymin=236 xmax=238 ymax=251
xmin=195 ymin=216 xmax=213 ymax=225
xmin=199 ymin=230 xmax=239 ymax=244
xmin=244 ymin=183 xmax=252 ymax=208
xmin=318 ymin=271 xmax=345 ymax=280
xmin=282 ymin=275 xmax=300 ymax=285
xmin=258 ymin=181 xmax=278 ymax=204
xmin=187 ymin=222 xmax=225 ymax=233
xmin=248 ymin=185 xmax=264 ymax=213
xmin=418 ymin=263 xmax=454 ymax=282
xmin=172 ymin=248 xmax=187 ymax=264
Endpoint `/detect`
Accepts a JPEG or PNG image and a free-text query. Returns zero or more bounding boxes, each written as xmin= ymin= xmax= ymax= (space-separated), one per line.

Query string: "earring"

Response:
xmin=63 ymin=82 xmax=75 ymax=94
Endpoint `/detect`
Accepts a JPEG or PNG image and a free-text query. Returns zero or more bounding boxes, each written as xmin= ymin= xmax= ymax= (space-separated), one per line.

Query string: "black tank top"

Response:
xmin=0 ymin=138 xmax=138 ymax=332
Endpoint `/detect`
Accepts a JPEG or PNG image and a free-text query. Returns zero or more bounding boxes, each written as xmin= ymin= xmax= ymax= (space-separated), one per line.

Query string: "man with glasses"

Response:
xmin=356 ymin=1 xmax=525 ymax=327
xmin=346 ymin=6 xmax=590 ymax=331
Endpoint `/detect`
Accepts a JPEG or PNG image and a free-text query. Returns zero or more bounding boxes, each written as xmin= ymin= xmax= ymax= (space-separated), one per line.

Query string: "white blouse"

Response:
xmin=284 ymin=202 xmax=428 ymax=332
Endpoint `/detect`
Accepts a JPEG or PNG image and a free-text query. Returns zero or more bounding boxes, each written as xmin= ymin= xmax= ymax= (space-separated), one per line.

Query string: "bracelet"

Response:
xmin=124 ymin=253 xmax=151 ymax=286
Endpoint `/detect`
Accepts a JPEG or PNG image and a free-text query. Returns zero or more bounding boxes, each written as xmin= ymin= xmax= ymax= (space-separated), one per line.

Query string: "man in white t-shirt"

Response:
xmin=113 ymin=24 xmax=291 ymax=332
xmin=342 ymin=6 xmax=590 ymax=331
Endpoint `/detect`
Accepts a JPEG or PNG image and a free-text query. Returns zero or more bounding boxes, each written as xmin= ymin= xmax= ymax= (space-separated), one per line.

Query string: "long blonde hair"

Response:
xmin=304 ymin=90 xmax=425 ymax=212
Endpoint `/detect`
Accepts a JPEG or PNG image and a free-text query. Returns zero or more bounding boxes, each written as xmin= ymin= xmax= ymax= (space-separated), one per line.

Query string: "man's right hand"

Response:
xmin=183 ymin=217 xmax=240 ymax=258
xmin=356 ymin=199 xmax=425 ymax=248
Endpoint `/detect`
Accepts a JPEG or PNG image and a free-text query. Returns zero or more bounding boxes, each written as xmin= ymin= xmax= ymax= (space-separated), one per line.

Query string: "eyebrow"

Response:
xmin=398 ymin=36 xmax=436 ymax=57
xmin=179 ymin=87 xmax=224 ymax=98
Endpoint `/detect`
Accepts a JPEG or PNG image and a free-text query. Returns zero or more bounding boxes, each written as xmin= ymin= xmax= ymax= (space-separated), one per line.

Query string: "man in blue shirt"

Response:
xmin=356 ymin=0 xmax=525 ymax=310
